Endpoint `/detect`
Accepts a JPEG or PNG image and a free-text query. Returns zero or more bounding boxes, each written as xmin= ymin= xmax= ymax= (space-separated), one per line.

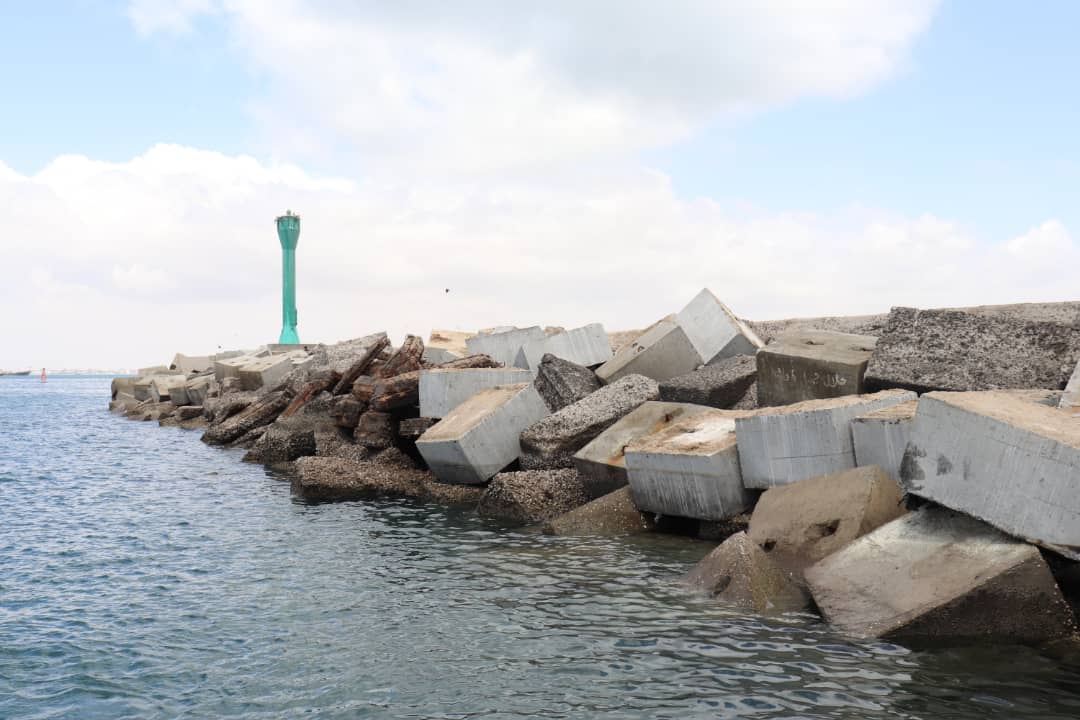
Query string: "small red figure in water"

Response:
xmin=40 ymin=368 xmax=47 ymax=383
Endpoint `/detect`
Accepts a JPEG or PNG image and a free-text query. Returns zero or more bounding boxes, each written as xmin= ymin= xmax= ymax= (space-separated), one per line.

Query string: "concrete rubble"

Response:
xmin=625 ymin=407 xmax=752 ymax=521
xmin=682 ymin=532 xmax=808 ymax=613
xmin=519 ymin=374 xmax=659 ymax=471
xmin=533 ymin=354 xmax=602 ymax=412
xmin=735 ymin=390 xmax=917 ymax=489
xmin=417 ymin=383 xmax=550 ymax=484
xmin=805 ymin=508 xmax=1076 ymax=641
xmin=756 ymin=330 xmax=877 ymax=407
xmin=901 ymin=390 xmax=1080 ymax=554
xmin=851 ymin=400 xmax=918 ymax=485
xmin=658 ymin=355 xmax=757 ymax=409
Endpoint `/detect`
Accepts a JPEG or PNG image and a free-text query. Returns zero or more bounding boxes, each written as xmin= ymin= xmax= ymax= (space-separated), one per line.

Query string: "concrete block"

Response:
xmin=572 ymin=401 xmax=713 ymax=497
xmin=520 ymin=374 xmax=659 ymax=470
xmin=624 ymin=408 xmax=752 ymax=521
xmin=419 ymin=368 xmax=533 ymax=418
xmin=747 ymin=466 xmax=905 ymax=576
xmin=682 ymin=532 xmax=808 ymax=613
xmin=595 ymin=319 xmax=701 ymax=384
xmin=541 ymin=487 xmax=655 ymax=536
xmin=214 ymin=355 xmax=257 ymax=382
xmin=866 ymin=306 xmax=1080 ymax=393
xmin=477 ymin=469 xmax=590 ymax=524
xmin=515 ymin=323 xmax=613 ymax=373
xmin=166 ymin=377 xmax=191 ymax=406
xmin=902 ymin=390 xmax=1080 ymax=553
xmin=417 ymin=383 xmax=550 ymax=484
xmin=171 ymin=353 xmax=212 ymax=374
xmin=1061 ymin=360 xmax=1080 ymax=411
xmin=533 ymin=354 xmax=602 ymax=412
xmin=804 ymin=508 xmax=1076 ymax=641
xmin=757 ymin=330 xmax=877 ymax=407
xmin=238 ymin=354 xmax=295 ymax=391
xmin=851 ymin=399 xmax=917 ymax=485
xmin=423 ymin=330 xmax=473 ymax=364
xmin=676 ymin=288 xmax=763 ymax=365
xmin=465 ymin=326 xmax=546 ymax=368
xmin=185 ymin=376 xmax=217 ymax=406
xmin=658 ymin=355 xmax=757 ymax=409
xmin=735 ymin=390 xmax=917 ymax=489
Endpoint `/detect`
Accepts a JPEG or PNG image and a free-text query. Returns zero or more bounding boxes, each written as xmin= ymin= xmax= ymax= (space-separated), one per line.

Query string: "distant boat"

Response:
xmin=0 ymin=370 xmax=31 ymax=376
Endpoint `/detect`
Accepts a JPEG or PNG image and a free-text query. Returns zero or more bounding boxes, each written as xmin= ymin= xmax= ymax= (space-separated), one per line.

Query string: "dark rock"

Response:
xmin=314 ymin=427 xmax=369 ymax=462
xmin=866 ymin=306 xmax=1080 ymax=393
xmin=370 ymin=370 xmax=421 ymax=411
xmin=658 ymin=355 xmax=757 ymax=409
xmin=477 ymin=469 xmax=591 ymax=524
xmin=533 ymin=353 xmax=602 ymax=411
xmin=519 ymin=374 xmax=660 ymax=470
xmin=331 ymin=333 xmax=390 ymax=394
xmin=329 ymin=395 xmax=364 ymax=429
xmin=541 ymin=486 xmax=654 ymax=536
xmin=203 ymin=391 xmax=290 ymax=446
xmin=375 ymin=335 xmax=425 ymax=379
xmin=436 ymin=354 xmax=502 ymax=370
xmin=176 ymin=405 xmax=204 ymax=421
xmin=221 ymin=377 xmax=243 ymax=394
xmin=290 ymin=457 xmax=432 ymax=501
xmin=370 ymin=447 xmax=417 ymax=469
xmin=354 ymin=410 xmax=396 ymax=449
xmin=398 ymin=417 xmax=439 ymax=439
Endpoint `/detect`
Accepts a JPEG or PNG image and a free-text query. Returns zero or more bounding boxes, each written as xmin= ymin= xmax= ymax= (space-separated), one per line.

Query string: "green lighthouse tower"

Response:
xmin=276 ymin=210 xmax=301 ymax=344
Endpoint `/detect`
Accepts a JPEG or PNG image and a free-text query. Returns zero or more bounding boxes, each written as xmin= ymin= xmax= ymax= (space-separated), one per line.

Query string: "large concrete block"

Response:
xmin=533 ymin=354 xmax=602 ymax=412
xmin=595 ymin=319 xmax=701 ymax=384
xmin=757 ymin=330 xmax=877 ymax=407
xmin=682 ymin=532 xmax=808 ymax=613
xmin=166 ymin=377 xmax=191 ymax=406
xmin=804 ymin=508 xmax=1076 ymax=641
xmin=465 ymin=326 xmax=546 ymax=368
xmin=676 ymin=289 xmax=763 ymax=365
xmin=902 ymin=390 xmax=1080 ymax=553
xmin=735 ymin=390 xmax=917 ymax=489
xmin=418 ymin=368 xmax=533 ymax=418
xmin=515 ymin=323 xmax=613 ymax=374
xmin=417 ymin=383 xmax=550 ymax=484
xmin=625 ymin=407 xmax=753 ymax=521
xmin=658 ymin=355 xmax=757 ymax=409
xmin=185 ymin=376 xmax=218 ymax=406
xmin=851 ymin=399 xmax=917 ymax=485
xmin=519 ymin=374 xmax=659 ymax=470
xmin=238 ymin=354 xmax=295 ymax=391
xmin=170 ymin=353 xmax=212 ymax=374
xmin=214 ymin=355 xmax=257 ymax=382
xmin=747 ymin=466 xmax=905 ymax=576
xmin=477 ymin=469 xmax=590 ymax=524
xmin=573 ymin=401 xmax=713 ymax=497
xmin=423 ymin=329 xmax=473 ymax=364
xmin=866 ymin=306 xmax=1080 ymax=393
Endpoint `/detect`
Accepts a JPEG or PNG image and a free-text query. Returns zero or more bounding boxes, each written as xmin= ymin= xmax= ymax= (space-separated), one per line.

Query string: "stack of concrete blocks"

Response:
xmin=418 ymin=368 xmax=533 ymax=418
xmin=624 ymin=407 xmax=753 ymax=521
xmin=756 ymin=330 xmax=877 ymax=407
xmin=851 ymin=399 xmax=918 ymax=485
xmin=465 ymin=327 xmax=546 ymax=369
xmin=901 ymin=390 xmax=1080 ymax=556
xmin=515 ymin=324 xmax=613 ymax=374
xmin=805 ymin=507 xmax=1076 ymax=641
xmin=596 ymin=289 xmax=762 ymax=384
xmin=416 ymin=383 xmax=550 ymax=484
xmin=735 ymin=390 xmax=917 ymax=489
xmin=572 ymin=401 xmax=713 ymax=497
xmin=423 ymin=330 xmax=474 ymax=364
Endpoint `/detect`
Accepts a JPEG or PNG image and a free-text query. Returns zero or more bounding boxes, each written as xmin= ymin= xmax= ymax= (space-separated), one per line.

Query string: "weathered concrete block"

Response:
xmin=747 ymin=466 xmax=905 ymax=576
xmin=423 ymin=330 xmax=473 ymax=364
xmin=757 ymin=330 xmax=877 ymax=407
xmin=533 ymin=354 xmax=602 ymax=412
xmin=676 ymin=288 xmax=763 ymax=365
xmin=735 ymin=390 xmax=917 ymax=489
xmin=290 ymin=457 xmax=434 ymax=502
xmin=238 ymin=354 xmax=295 ymax=391
xmin=166 ymin=377 xmax=191 ymax=406
xmin=573 ymin=401 xmax=713 ymax=498
xmin=866 ymin=306 xmax=1080 ymax=393
xmin=477 ymin=469 xmax=591 ymax=524
xmin=804 ymin=508 xmax=1076 ymax=641
xmin=132 ymin=373 xmax=183 ymax=402
xmin=541 ymin=487 xmax=655 ymax=536
xmin=171 ymin=353 xmax=212 ymax=374
xmin=851 ymin=400 xmax=917 ymax=485
xmin=682 ymin=532 xmax=808 ymax=613
xmin=595 ymin=319 xmax=701 ymax=384
xmin=658 ymin=355 xmax=757 ymax=409
xmin=417 ymin=383 xmax=550 ymax=484
xmin=465 ymin=326 xmax=546 ymax=368
xmin=214 ymin=355 xmax=258 ymax=383
xmin=418 ymin=368 xmax=533 ymax=418
xmin=184 ymin=376 xmax=218 ymax=406
xmin=353 ymin=410 xmax=396 ymax=450
xmin=520 ymin=374 xmax=659 ymax=470
xmin=515 ymin=323 xmax=613 ymax=373
xmin=902 ymin=390 xmax=1080 ymax=553
xmin=625 ymin=408 xmax=752 ymax=521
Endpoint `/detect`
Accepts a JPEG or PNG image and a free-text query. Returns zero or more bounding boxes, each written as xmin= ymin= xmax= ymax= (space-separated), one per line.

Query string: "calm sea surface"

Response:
xmin=3 ymin=376 xmax=1080 ymax=719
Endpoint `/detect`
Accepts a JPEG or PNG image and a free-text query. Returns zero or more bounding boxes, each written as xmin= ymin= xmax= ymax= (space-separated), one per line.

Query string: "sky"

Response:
xmin=2 ymin=1 xmax=1080 ymax=369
